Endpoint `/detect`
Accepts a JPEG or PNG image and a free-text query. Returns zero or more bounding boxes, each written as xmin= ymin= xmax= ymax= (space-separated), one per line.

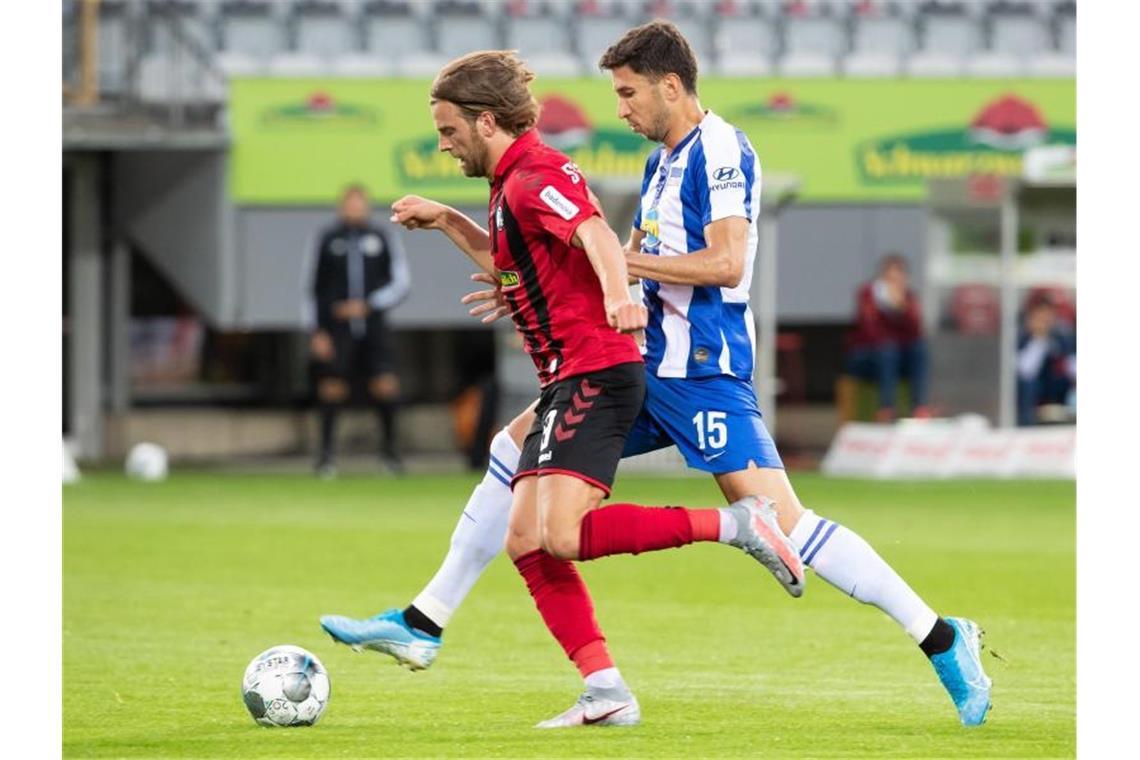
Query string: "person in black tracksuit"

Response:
xmin=309 ymin=184 xmax=410 ymax=475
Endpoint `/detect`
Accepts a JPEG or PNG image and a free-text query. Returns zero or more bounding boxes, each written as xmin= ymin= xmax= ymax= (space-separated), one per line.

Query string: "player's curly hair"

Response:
xmin=598 ymin=20 xmax=699 ymax=95
xmin=431 ymin=51 xmax=540 ymax=137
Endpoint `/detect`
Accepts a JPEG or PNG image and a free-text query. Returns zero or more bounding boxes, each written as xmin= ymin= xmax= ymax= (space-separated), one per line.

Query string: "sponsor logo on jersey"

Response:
xmin=713 ymin=166 xmax=740 ymax=182
xmin=540 ymin=186 xmax=580 ymax=221
xmin=495 ymin=204 xmax=504 ymax=229
xmin=499 ymin=270 xmax=521 ymax=290
xmin=710 ymin=179 xmax=746 ymax=192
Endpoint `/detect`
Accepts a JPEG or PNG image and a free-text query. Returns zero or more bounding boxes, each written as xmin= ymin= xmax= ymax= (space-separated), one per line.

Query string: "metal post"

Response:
xmin=67 ymin=156 xmax=105 ymax=459
xmin=755 ymin=210 xmax=778 ymax=434
xmin=998 ymin=186 xmax=1019 ymax=428
xmin=107 ymin=238 xmax=131 ymax=413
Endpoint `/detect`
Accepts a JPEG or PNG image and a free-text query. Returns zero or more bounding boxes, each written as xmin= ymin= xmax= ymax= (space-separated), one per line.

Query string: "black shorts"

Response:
xmin=513 ymin=361 xmax=646 ymax=496
xmin=318 ymin=322 xmax=397 ymax=381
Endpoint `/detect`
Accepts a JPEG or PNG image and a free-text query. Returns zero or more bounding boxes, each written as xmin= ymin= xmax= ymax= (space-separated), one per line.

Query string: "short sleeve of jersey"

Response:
xmin=507 ymin=162 xmax=600 ymax=246
xmin=691 ymin=127 xmax=760 ymax=228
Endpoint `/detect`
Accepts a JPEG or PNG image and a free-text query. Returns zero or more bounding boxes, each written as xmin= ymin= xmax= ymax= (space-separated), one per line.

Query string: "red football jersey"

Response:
xmin=489 ymin=129 xmax=643 ymax=387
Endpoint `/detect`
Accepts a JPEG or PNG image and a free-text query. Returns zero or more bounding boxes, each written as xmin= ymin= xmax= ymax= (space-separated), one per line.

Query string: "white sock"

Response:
xmin=584 ymin=667 xmax=626 ymax=691
xmin=790 ymin=509 xmax=939 ymax=643
xmin=410 ymin=428 xmax=519 ymax=629
xmin=717 ymin=508 xmax=739 ymax=543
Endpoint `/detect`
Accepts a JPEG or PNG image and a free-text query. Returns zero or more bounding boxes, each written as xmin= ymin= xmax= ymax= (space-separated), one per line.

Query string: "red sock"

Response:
xmin=578 ymin=504 xmax=721 ymax=560
xmin=513 ymin=549 xmax=614 ymax=678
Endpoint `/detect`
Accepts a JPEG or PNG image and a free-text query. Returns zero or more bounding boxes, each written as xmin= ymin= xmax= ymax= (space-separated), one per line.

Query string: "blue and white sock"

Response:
xmin=411 ymin=428 xmax=518 ymax=629
xmin=790 ymin=510 xmax=938 ymax=643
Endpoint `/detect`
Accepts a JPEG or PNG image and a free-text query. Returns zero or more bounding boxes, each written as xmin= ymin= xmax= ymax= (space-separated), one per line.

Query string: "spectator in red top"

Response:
xmin=844 ymin=253 xmax=932 ymax=421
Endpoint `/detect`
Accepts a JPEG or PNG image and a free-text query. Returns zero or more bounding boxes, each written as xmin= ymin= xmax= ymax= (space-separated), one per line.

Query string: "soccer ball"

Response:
xmin=241 ymin=645 xmax=330 ymax=727
xmin=125 ymin=442 xmax=168 ymax=481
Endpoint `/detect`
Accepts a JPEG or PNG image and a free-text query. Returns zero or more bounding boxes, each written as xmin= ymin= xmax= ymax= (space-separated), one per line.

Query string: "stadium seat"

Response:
xmin=963 ymin=51 xmax=1024 ymax=77
xmin=778 ymin=52 xmax=839 ymax=77
xmin=711 ymin=14 xmax=777 ymax=62
xmin=905 ymin=51 xmax=965 ymax=77
xmin=783 ymin=15 xmax=847 ymax=58
xmin=577 ymin=15 xmax=636 ymax=72
xmin=364 ymin=11 xmax=432 ymax=60
xmin=394 ymin=51 xmax=451 ymax=77
xmin=437 ymin=11 xmax=499 ymax=59
xmin=1025 ymin=52 xmax=1075 ymax=78
xmin=713 ymin=51 xmax=774 ymax=77
xmin=331 ymin=53 xmax=393 ymax=76
xmin=851 ymin=15 xmax=914 ymax=57
xmin=525 ymin=52 xmax=585 ymax=77
xmin=668 ymin=15 xmax=713 ymax=68
xmin=843 ymin=51 xmax=902 ymax=77
xmin=920 ymin=14 xmax=982 ymax=56
xmin=219 ymin=2 xmax=287 ymax=59
xmin=267 ymin=52 xmax=329 ymax=76
xmin=293 ymin=2 xmax=357 ymax=58
xmin=990 ymin=15 xmax=1049 ymax=57
xmin=504 ymin=14 xmax=573 ymax=60
xmin=1057 ymin=14 xmax=1075 ymax=55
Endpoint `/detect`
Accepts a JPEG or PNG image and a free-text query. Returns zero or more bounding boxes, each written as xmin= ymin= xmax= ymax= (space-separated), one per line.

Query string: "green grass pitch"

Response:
xmin=64 ymin=472 xmax=1074 ymax=758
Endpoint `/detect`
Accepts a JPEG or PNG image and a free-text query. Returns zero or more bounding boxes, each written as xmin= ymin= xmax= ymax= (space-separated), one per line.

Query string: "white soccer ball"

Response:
xmin=241 ymin=645 xmax=330 ymax=727
xmin=125 ymin=442 xmax=168 ymax=481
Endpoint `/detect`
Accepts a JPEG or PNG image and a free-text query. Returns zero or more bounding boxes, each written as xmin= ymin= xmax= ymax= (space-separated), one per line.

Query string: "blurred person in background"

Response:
xmin=844 ymin=253 xmax=933 ymax=421
xmin=1017 ymin=293 xmax=1075 ymax=426
xmin=309 ymin=184 xmax=411 ymax=477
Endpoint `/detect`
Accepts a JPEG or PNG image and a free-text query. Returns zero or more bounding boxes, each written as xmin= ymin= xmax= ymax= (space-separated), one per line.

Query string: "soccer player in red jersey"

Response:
xmin=367 ymin=51 xmax=803 ymax=726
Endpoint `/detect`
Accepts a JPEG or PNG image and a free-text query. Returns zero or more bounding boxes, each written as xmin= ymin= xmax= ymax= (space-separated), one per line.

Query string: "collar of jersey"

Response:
xmin=661 ymin=110 xmax=710 ymax=160
xmin=492 ymin=129 xmax=541 ymax=185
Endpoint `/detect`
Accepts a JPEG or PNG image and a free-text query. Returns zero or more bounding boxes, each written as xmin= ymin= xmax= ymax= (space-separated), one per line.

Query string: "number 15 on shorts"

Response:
xmin=692 ymin=411 xmax=727 ymax=451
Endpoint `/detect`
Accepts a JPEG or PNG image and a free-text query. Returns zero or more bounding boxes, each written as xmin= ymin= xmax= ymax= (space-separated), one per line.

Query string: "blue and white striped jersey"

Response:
xmin=633 ymin=110 xmax=762 ymax=380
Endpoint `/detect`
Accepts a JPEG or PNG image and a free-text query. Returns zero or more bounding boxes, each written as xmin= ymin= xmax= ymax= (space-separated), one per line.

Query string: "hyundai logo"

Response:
xmin=713 ymin=166 xmax=740 ymax=181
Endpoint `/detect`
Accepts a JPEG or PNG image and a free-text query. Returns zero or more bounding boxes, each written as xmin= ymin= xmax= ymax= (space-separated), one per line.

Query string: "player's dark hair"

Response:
xmin=431 ymin=51 xmax=540 ymax=137
xmin=598 ymin=20 xmax=699 ymax=95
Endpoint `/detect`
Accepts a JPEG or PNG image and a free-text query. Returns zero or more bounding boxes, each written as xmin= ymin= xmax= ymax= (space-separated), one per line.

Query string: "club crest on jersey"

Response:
xmin=539 ymin=186 xmax=579 ymax=221
xmin=640 ymin=207 xmax=661 ymax=255
xmin=498 ymin=270 xmax=521 ymax=290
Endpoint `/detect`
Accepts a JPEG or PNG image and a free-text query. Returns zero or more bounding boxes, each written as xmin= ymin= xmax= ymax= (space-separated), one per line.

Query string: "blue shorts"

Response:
xmin=622 ymin=373 xmax=783 ymax=473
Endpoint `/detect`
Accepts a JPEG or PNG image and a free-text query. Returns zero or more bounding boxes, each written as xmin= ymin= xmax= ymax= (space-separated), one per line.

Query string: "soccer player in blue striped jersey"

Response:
xmin=320 ymin=21 xmax=991 ymax=727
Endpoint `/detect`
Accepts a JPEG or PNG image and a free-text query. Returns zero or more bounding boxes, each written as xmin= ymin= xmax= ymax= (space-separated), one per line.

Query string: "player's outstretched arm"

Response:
xmin=574 ymin=216 xmax=647 ymax=333
xmin=625 ymin=216 xmax=749 ymax=288
xmin=390 ymin=195 xmax=496 ymax=275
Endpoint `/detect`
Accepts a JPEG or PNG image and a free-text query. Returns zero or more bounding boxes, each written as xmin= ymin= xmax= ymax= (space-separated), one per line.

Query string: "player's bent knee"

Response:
xmin=505 ymin=529 xmax=540 ymax=561
xmin=540 ymin=526 xmax=581 ymax=562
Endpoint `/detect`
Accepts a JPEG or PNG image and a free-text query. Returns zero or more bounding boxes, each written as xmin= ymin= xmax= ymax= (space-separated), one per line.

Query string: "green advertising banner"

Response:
xmin=229 ymin=77 xmax=1074 ymax=204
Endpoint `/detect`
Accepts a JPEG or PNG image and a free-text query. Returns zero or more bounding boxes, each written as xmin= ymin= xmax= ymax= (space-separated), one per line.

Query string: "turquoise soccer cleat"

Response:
xmin=930 ymin=616 xmax=993 ymax=726
xmin=320 ymin=608 xmax=441 ymax=671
